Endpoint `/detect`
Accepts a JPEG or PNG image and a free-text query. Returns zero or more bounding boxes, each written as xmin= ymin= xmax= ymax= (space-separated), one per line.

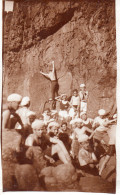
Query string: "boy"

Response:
xmin=80 ymin=112 xmax=93 ymax=128
xmin=79 ymin=84 xmax=88 ymax=112
xmin=69 ymin=89 xmax=80 ymax=118
xmin=2 ymin=93 xmax=23 ymax=130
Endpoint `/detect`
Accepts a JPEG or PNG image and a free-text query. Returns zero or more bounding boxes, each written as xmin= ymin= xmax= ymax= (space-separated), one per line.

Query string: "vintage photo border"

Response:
xmin=0 ymin=0 xmax=120 ymax=194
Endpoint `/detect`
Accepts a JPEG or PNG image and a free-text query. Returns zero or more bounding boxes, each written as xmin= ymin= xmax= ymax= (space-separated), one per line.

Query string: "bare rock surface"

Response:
xmin=79 ymin=176 xmax=115 ymax=193
xmin=3 ymin=0 xmax=116 ymax=118
xmin=15 ymin=164 xmax=41 ymax=191
xmin=2 ymin=129 xmax=22 ymax=191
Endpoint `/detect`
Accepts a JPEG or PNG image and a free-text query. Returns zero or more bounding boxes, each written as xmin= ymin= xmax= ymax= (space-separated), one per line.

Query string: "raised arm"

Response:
xmin=40 ymin=71 xmax=49 ymax=78
xmin=51 ymin=61 xmax=55 ymax=72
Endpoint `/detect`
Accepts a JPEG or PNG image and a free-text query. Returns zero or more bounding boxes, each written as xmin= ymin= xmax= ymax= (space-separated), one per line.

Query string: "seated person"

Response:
xmin=42 ymin=108 xmax=54 ymax=125
xmin=25 ymin=120 xmax=71 ymax=164
xmin=74 ymin=119 xmax=93 ymax=143
xmin=69 ymin=89 xmax=80 ymax=119
xmin=78 ymin=141 xmax=97 ymax=172
xmin=98 ymin=114 xmax=117 ymax=176
xmin=43 ymin=97 xmax=56 ymax=111
xmin=58 ymin=122 xmax=72 ymax=152
xmin=16 ymin=96 xmax=31 ymax=129
xmin=80 ymin=112 xmax=93 ymax=129
xmin=2 ymin=93 xmax=23 ymax=130
xmin=70 ymin=119 xmax=93 ymax=159
xmin=90 ymin=109 xmax=112 ymax=144
xmin=55 ymin=94 xmax=70 ymax=120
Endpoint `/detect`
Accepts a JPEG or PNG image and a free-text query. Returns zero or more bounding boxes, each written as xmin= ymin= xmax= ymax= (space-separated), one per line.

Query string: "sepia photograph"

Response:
xmin=1 ymin=0 xmax=119 ymax=193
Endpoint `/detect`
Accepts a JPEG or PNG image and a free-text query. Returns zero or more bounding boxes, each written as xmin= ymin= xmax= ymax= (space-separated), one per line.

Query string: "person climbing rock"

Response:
xmin=40 ymin=61 xmax=58 ymax=103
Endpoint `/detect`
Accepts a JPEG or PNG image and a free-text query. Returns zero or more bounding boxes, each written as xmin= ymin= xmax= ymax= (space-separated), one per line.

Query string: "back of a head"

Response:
xmin=20 ymin=96 xmax=30 ymax=106
xmin=32 ymin=119 xmax=45 ymax=130
xmin=7 ymin=93 xmax=22 ymax=102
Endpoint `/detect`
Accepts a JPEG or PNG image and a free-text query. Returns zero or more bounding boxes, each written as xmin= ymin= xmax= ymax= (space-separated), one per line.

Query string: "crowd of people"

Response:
xmin=2 ymin=80 xmax=117 ymax=179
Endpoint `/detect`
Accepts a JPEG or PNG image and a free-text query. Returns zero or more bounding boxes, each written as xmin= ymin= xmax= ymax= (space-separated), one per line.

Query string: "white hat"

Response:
xmin=80 ymin=112 xmax=87 ymax=117
xmin=7 ymin=93 xmax=22 ymax=102
xmin=113 ymin=113 xmax=117 ymax=119
xmin=48 ymin=121 xmax=59 ymax=128
xmin=27 ymin=111 xmax=36 ymax=117
xmin=80 ymin=84 xmax=85 ymax=88
xmin=98 ymin=109 xmax=106 ymax=116
xmin=20 ymin=96 xmax=30 ymax=106
xmin=32 ymin=119 xmax=45 ymax=130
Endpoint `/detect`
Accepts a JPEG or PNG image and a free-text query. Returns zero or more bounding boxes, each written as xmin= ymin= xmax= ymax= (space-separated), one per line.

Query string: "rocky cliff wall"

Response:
xmin=3 ymin=0 xmax=116 ymax=117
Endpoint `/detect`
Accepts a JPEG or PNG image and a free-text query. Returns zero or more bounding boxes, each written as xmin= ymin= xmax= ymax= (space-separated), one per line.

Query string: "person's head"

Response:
xmin=98 ymin=109 xmax=106 ymax=119
xmin=48 ymin=98 xmax=53 ymax=103
xmin=7 ymin=93 xmax=22 ymax=111
xmin=48 ymin=122 xmax=59 ymax=135
xmin=70 ymin=119 xmax=77 ymax=129
xmin=61 ymin=122 xmax=67 ymax=131
xmin=76 ymin=121 xmax=83 ymax=128
xmin=20 ymin=96 xmax=30 ymax=107
xmin=61 ymin=94 xmax=67 ymax=101
xmin=81 ymin=141 xmax=90 ymax=150
xmin=27 ymin=111 xmax=36 ymax=124
xmin=80 ymin=112 xmax=87 ymax=121
xmin=32 ymin=120 xmax=45 ymax=137
xmin=75 ymin=118 xmax=83 ymax=128
xmin=80 ymin=84 xmax=86 ymax=91
xmin=39 ymin=114 xmax=44 ymax=120
xmin=44 ymin=108 xmax=51 ymax=116
xmin=73 ymin=89 xmax=78 ymax=97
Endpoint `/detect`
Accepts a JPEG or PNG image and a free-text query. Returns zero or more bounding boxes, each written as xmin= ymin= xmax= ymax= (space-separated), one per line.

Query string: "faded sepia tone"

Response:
xmin=2 ymin=0 xmax=117 ymax=193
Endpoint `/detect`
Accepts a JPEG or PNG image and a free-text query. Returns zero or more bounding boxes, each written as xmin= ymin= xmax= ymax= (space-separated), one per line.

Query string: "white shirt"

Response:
xmin=79 ymin=91 xmax=88 ymax=102
xmin=70 ymin=96 xmax=80 ymax=106
xmin=93 ymin=116 xmax=109 ymax=132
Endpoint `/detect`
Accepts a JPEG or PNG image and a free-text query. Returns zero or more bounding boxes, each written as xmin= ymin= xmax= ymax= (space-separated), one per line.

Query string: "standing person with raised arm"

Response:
xmin=40 ymin=61 xmax=58 ymax=104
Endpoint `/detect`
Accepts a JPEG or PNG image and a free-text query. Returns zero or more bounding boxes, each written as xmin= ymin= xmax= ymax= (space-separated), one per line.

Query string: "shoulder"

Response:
xmin=25 ymin=134 xmax=35 ymax=146
xmin=3 ymin=109 xmax=10 ymax=117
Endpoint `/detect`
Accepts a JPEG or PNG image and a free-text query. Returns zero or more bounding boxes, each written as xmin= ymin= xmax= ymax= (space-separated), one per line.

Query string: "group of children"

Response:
xmin=2 ymin=84 xmax=117 ymax=177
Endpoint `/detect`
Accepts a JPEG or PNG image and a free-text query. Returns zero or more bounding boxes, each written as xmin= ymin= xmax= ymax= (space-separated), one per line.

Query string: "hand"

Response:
xmin=51 ymin=61 xmax=54 ymax=65
xmin=49 ymin=158 xmax=55 ymax=164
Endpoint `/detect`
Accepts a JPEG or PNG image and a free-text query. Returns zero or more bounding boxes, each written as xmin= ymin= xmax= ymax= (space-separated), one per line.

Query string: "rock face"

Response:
xmin=3 ymin=0 xmax=116 ymax=117
xmin=2 ymin=130 xmax=22 ymax=191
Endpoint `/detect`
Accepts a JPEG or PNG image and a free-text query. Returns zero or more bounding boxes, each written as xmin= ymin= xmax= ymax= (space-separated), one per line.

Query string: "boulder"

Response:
xmin=2 ymin=129 xmax=22 ymax=191
xmin=40 ymin=163 xmax=77 ymax=185
xmin=15 ymin=164 xmax=41 ymax=191
xmin=26 ymin=146 xmax=47 ymax=174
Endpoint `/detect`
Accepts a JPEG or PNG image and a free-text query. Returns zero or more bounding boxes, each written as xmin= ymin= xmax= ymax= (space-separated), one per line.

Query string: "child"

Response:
xmin=56 ymin=94 xmax=70 ymax=120
xmin=73 ymin=119 xmax=93 ymax=143
xmin=90 ymin=109 xmax=110 ymax=144
xmin=98 ymin=114 xmax=117 ymax=176
xmin=80 ymin=112 xmax=93 ymax=129
xmin=42 ymin=108 xmax=54 ymax=125
xmin=2 ymin=93 xmax=23 ymax=130
xmin=16 ymin=96 xmax=31 ymax=129
xmin=79 ymin=84 xmax=88 ymax=112
xmin=58 ymin=122 xmax=72 ymax=152
xmin=69 ymin=89 xmax=80 ymax=119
